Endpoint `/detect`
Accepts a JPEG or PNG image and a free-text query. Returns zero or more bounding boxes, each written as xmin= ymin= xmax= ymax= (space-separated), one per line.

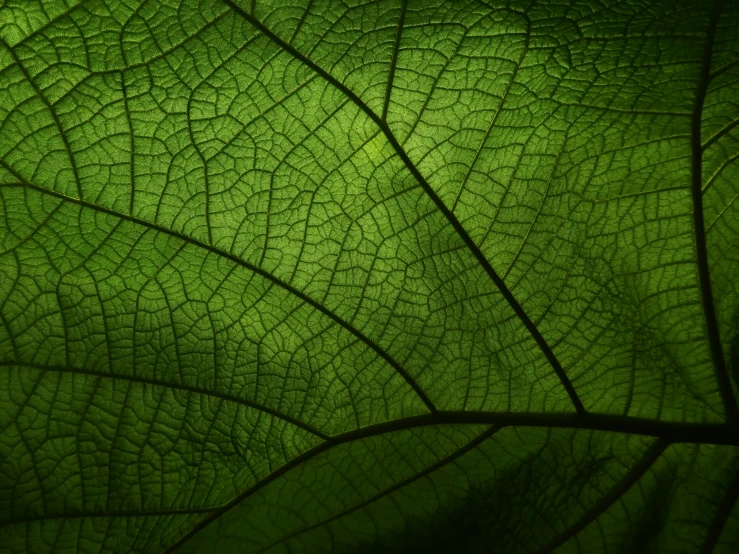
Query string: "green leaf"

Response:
xmin=1 ymin=0 xmax=738 ymax=552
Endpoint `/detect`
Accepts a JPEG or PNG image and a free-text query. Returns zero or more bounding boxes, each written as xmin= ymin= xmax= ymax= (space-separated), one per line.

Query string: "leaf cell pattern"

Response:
xmin=0 ymin=0 xmax=738 ymax=553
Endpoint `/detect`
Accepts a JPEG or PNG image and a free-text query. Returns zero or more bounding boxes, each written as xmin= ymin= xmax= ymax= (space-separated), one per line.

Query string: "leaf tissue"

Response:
xmin=1 ymin=0 xmax=738 ymax=552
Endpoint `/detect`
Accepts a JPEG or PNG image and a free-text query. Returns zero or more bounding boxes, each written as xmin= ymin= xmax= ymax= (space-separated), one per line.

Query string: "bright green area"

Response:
xmin=0 ymin=0 xmax=738 ymax=552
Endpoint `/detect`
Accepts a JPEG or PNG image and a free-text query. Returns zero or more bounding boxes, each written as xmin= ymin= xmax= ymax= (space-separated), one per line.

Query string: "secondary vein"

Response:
xmin=0 ymin=175 xmax=436 ymax=415
xmin=222 ymin=0 xmax=586 ymax=416
xmin=690 ymin=0 xmax=739 ymax=425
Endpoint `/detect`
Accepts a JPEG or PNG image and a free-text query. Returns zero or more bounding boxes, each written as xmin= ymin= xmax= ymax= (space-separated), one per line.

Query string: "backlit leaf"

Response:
xmin=1 ymin=0 xmax=738 ymax=552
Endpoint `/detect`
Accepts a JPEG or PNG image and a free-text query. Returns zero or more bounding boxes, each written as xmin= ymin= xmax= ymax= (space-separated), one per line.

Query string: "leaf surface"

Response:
xmin=1 ymin=0 xmax=738 ymax=553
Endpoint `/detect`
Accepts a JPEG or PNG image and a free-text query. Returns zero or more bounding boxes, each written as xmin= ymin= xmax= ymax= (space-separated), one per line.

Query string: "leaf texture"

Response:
xmin=0 ymin=0 xmax=738 ymax=553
